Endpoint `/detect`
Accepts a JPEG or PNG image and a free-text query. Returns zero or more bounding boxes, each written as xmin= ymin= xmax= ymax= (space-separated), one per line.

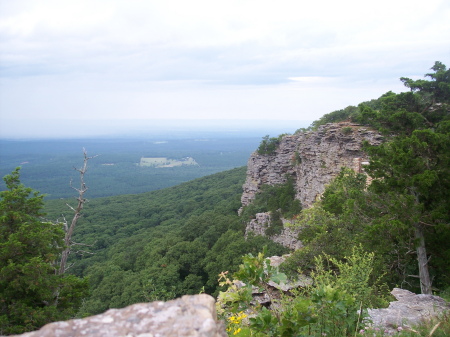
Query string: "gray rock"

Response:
xmin=241 ymin=122 xmax=382 ymax=248
xmin=245 ymin=212 xmax=302 ymax=250
xmin=367 ymin=288 xmax=449 ymax=333
xmin=241 ymin=122 xmax=382 ymax=209
xmin=14 ymin=294 xmax=227 ymax=337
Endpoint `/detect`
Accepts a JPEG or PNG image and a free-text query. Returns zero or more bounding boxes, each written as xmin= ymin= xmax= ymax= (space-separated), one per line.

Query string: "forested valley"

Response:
xmin=0 ymin=137 xmax=263 ymax=199
xmin=1 ymin=62 xmax=449 ymax=336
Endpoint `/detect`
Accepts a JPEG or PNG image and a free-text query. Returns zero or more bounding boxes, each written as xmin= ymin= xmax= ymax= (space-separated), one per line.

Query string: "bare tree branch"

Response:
xmin=58 ymin=149 xmax=97 ymax=275
xmin=71 ymin=241 xmax=95 ymax=247
xmin=72 ymin=249 xmax=95 ymax=256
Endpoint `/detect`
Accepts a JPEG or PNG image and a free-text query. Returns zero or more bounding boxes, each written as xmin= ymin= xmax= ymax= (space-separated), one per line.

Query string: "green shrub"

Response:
xmin=264 ymin=210 xmax=284 ymax=236
xmin=257 ymin=134 xmax=287 ymax=155
xmin=239 ymin=177 xmax=302 ymax=224
xmin=218 ymin=246 xmax=385 ymax=336
xmin=341 ymin=126 xmax=353 ymax=135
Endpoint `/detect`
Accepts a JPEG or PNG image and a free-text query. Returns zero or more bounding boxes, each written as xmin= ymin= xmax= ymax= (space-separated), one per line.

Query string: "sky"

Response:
xmin=0 ymin=0 xmax=449 ymax=139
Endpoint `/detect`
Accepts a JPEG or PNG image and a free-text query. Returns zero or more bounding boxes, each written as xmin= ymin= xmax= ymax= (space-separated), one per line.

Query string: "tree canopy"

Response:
xmin=286 ymin=62 xmax=450 ymax=295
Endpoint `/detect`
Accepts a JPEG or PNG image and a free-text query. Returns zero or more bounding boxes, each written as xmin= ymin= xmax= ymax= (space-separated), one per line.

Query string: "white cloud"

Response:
xmin=0 ymin=0 xmax=449 ymax=138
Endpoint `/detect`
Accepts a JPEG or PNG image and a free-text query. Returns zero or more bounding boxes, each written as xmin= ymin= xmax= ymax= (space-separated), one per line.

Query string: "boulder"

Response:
xmin=14 ymin=294 xmax=227 ymax=337
xmin=368 ymin=288 xmax=449 ymax=333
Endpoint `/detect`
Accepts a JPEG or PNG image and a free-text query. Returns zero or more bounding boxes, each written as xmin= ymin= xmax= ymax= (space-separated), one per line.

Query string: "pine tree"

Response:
xmin=363 ymin=62 xmax=450 ymax=294
xmin=0 ymin=168 xmax=88 ymax=335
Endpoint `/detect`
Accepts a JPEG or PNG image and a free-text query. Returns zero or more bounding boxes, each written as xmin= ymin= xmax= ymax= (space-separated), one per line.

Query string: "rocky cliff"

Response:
xmin=241 ymin=122 xmax=383 ymax=246
xmin=241 ymin=122 xmax=383 ymax=209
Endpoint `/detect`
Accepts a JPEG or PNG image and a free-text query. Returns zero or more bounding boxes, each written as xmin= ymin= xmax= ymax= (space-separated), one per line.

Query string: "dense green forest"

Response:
xmin=1 ymin=62 xmax=449 ymax=336
xmin=43 ymin=167 xmax=288 ymax=315
xmin=0 ymin=166 xmax=288 ymax=334
xmin=0 ymin=137 xmax=262 ymax=199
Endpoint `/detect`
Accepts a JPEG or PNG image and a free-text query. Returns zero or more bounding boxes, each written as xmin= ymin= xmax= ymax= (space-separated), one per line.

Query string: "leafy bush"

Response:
xmin=341 ymin=126 xmax=353 ymax=135
xmin=257 ymin=135 xmax=286 ymax=155
xmin=218 ymin=246 xmax=385 ymax=336
xmin=264 ymin=210 xmax=284 ymax=236
xmin=309 ymin=105 xmax=358 ymax=130
xmin=240 ymin=177 xmax=302 ymax=221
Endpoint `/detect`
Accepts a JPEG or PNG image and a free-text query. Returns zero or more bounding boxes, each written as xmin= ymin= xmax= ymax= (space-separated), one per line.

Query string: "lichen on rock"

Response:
xmin=14 ymin=294 xmax=227 ymax=337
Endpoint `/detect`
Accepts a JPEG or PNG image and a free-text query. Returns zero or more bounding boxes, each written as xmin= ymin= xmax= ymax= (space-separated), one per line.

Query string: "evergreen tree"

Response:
xmin=0 ymin=168 xmax=88 ymax=335
xmin=364 ymin=126 xmax=450 ymax=294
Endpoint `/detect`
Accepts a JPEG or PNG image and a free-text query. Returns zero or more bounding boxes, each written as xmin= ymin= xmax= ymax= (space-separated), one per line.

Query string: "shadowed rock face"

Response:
xmin=245 ymin=212 xmax=302 ymax=250
xmin=368 ymin=288 xmax=449 ymax=333
xmin=241 ymin=122 xmax=383 ymax=209
xmin=14 ymin=294 xmax=227 ymax=337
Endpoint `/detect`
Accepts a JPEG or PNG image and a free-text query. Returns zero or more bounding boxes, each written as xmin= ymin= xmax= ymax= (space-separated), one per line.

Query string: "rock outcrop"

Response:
xmin=14 ymin=294 xmax=226 ymax=337
xmin=245 ymin=212 xmax=302 ymax=250
xmin=241 ymin=122 xmax=382 ymax=246
xmin=368 ymin=288 xmax=449 ymax=333
xmin=241 ymin=122 xmax=382 ymax=209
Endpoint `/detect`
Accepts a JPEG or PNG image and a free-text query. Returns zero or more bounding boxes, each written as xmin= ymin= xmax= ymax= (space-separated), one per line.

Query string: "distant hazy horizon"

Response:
xmin=0 ymin=118 xmax=311 ymax=140
xmin=2 ymin=1 xmax=448 ymax=142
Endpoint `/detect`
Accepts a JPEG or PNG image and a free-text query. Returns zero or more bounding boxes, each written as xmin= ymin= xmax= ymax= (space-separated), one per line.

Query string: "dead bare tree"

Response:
xmin=58 ymin=149 xmax=98 ymax=275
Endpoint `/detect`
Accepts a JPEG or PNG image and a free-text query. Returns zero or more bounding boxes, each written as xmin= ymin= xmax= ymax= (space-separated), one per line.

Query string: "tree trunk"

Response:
xmin=414 ymin=224 xmax=432 ymax=294
xmin=58 ymin=149 xmax=96 ymax=275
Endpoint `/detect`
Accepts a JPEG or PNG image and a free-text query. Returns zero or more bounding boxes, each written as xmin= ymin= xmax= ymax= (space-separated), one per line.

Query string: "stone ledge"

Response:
xmin=14 ymin=294 xmax=227 ymax=337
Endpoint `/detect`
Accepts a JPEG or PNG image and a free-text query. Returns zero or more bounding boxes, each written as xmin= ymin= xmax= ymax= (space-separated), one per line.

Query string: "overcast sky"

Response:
xmin=0 ymin=0 xmax=449 ymax=139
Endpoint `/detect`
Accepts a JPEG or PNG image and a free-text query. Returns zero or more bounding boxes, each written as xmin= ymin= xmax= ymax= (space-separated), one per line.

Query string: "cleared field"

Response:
xmin=139 ymin=157 xmax=198 ymax=168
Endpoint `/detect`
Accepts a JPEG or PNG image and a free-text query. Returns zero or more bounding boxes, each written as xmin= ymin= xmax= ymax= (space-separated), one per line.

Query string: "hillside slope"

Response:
xmin=44 ymin=167 xmax=288 ymax=316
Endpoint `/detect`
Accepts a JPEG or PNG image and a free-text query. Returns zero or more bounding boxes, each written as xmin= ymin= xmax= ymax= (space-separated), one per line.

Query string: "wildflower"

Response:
xmin=359 ymin=329 xmax=365 ymax=334
xmin=397 ymin=326 xmax=403 ymax=332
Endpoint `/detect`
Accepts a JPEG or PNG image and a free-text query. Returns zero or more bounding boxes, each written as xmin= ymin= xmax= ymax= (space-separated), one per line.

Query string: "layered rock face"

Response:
xmin=15 ymin=294 xmax=226 ymax=337
xmin=241 ymin=122 xmax=383 ymax=209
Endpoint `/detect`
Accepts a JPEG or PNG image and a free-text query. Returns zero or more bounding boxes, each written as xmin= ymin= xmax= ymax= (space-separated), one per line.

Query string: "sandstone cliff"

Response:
xmin=241 ymin=122 xmax=383 ymax=246
xmin=241 ymin=122 xmax=383 ymax=209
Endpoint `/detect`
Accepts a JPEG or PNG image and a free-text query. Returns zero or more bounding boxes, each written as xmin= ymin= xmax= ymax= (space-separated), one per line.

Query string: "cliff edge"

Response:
xmin=241 ymin=122 xmax=383 ymax=209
